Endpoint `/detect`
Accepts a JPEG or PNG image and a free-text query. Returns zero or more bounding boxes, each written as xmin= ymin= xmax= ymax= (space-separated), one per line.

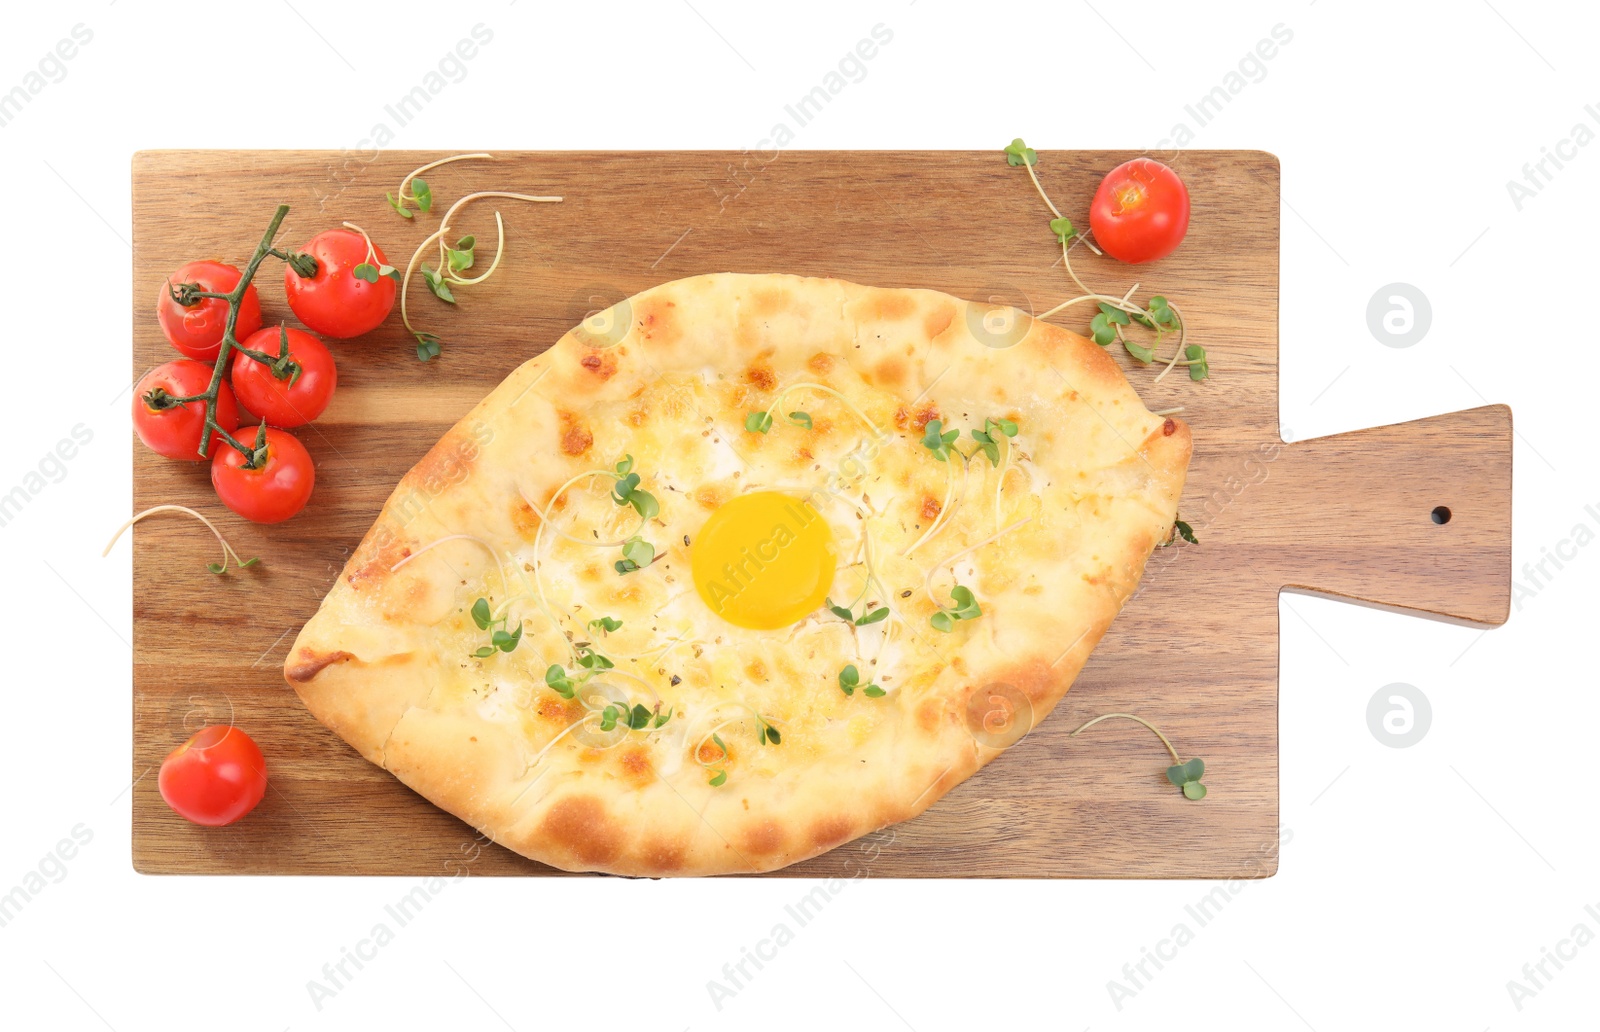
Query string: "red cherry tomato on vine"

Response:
xmin=1089 ymin=158 xmax=1191 ymax=265
xmin=132 ymin=360 xmax=241 ymax=461
xmin=158 ymin=724 xmax=268 ymax=827
xmin=210 ymin=426 xmax=316 ymax=524
xmin=231 ymin=326 xmax=338 ymax=428
xmin=284 ymin=229 xmax=396 ymax=339
xmin=156 ymin=260 xmax=263 ymax=361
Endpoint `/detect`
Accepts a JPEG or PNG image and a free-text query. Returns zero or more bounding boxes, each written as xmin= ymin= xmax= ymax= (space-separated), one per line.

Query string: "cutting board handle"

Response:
xmin=1256 ymin=405 xmax=1512 ymax=626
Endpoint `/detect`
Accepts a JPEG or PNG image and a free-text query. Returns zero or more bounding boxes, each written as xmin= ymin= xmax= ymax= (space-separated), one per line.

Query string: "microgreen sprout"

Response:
xmin=614 ymin=535 xmax=655 ymax=575
xmin=397 ymin=187 xmax=563 ymax=361
xmin=787 ymin=411 xmax=813 ymax=429
xmin=389 ymin=153 xmax=492 ymax=219
xmin=102 ymin=504 xmax=262 ymax=575
xmin=421 ymin=265 xmax=455 ymax=304
xmin=469 ymin=596 xmax=523 ymax=658
xmin=601 ymin=703 xmax=657 ymax=732
xmin=969 ymin=417 xmax=1018 ymax=467
xmin=826 ymin=597 xmax=890 ymax=627
xmin=446 ymin=235 xmax=476 ymax=274
xmin=921 ymin=419 xmax=960 ymax=462
xmin=588 ymin=616 xmax=623 ymax=634
xmin=838 ymin=663 xmax=886 ymax=698
xmin=756 ymin=714 xmax=781 ymax=746
xmin=1003 ymin=138 xmax=1038 ymax=167
xmin=1050 ymin=217 xmax=1075 ymax=244
xmin=744 ymin=410 xmax=774 ymax=434
xmin=607 ymin=456 xmax=660 ymax=573
xmin=1164 ymin=518 xmax=1198 ymax=546
xmin=345 ymin=222 xmax=400 ymax=285
xmin=929 ymin=584 xmax=981 ymax=633
xmin=1069 ymin=712 xmax=1206 ymax=801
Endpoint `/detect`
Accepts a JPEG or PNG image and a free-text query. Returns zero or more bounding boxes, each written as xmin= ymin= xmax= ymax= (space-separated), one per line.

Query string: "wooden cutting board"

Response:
xmin=128 ymin=150 xmax=1511 ymax=878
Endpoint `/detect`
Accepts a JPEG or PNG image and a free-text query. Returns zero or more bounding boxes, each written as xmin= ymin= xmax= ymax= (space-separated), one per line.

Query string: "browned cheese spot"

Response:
xmin=580 ymin=351 xmax=617 ymax=380
xmin=559 ymin=412 xmax=593 ymax=456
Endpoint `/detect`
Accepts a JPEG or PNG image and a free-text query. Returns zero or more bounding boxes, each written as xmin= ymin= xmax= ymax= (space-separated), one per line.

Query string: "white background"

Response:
xmin=1 ymin=1 xmax=1595 ymax=1029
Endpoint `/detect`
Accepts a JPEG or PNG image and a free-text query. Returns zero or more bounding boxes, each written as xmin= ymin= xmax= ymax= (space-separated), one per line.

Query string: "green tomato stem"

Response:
xmin=187 ymin=203 xmax=299 ymax=463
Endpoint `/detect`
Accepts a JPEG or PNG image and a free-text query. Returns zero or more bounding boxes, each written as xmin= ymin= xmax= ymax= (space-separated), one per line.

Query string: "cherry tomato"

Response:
xmin=231 ymin=326 xmax=338 ymax=428
xmin=158 ymin=724 xmax=268 ymax=827
xmin=156 ymin=260 xmax=263 ymax=361
xmin=1089 ymin=158 xmax=1191 ymax=264
xmin=211 ymin=426 xmax=316 ymax=523
xmin=132 ymin=360 xmax=241 ymax=461
xmin=284 ymin=229 xmax=396 ymax=338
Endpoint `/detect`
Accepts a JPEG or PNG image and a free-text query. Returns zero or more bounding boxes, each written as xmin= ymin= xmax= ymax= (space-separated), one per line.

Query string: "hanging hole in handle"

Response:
xmin=1431 ymin=506 xmax=1452 ymax=525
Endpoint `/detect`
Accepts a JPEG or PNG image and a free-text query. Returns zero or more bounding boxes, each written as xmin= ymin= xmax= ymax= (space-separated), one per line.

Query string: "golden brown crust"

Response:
xmin=286 ymin=273 xmax=1191 ymax=876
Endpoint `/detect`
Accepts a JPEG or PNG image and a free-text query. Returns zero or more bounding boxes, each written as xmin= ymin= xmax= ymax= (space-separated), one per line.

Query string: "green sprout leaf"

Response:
xmin=827 ymin=598 xmax=854 ymax=622
xmin=1174 ymin=519 xmax=1198 ymax=545
xmin=1098 ymin=301 xmax=1131 ymax=326
xmin=970 ymin=428 xmax=999 ymax=466
xmin=1003 ymin=138 xmax=1038 ymax=167
xmin=653 ymin=707 xmax=674 ymax=729
xmin=588 ymin=616 xmax=623 ymax=634
xmin=473 ymin=646 xmax=496 ymax=658
xmin=745 ymin=410 xmax=774 ymax=434
xmin=600 ymin=706 xmax=619 ymax=732
xmin=949 ymin=585 xmax=981 ymax=620
xmin=622 ymin=536 xmax=654 ymax=569
xmin=545 ymin=665 xmax=576 ymax=699
xmin=863 ymin=685 xmax=887 ymax=698
xmin=987 ymin=417 xmax=1018 ymax=438
xmin=422 ymin=265 xmax=456 ymax=303
xmin=414 ymin=332 xmax=442 ymax=362
xmin=626 ymin=703 xmax=652 ymax=730
xmin=788 ymin=411 xmax=813 ymax=429
xmin=709 ymin=770 xmax=728 ymax=787
xmin=492 ymin=624 xmax=523 ymax=653
xmin=921 ymin=419 xmax=960 ymax=461
xmin=1166 ymin=757 xmax=1207 ymax=800
xmin=576 ymin=648 xmax=613 ymax=671
xmin=471 ymin=597 xmax=492 ymax=630
xmin=1089 ymin=312 xmax=1117 ymax=347
xmin=610 ymin=470 xmax=660 ymax=520
xmin=352 ymin=263 xmax=380 ymax=283
xmin=711 ymin=733 xmax=727 ymax=758
xmin=385 ymin=192 xmax=414 ymax=219
xmin=446 ymin=236 xmax=475 ymax=273
xmin=1124 ymin=339 xmax=1156 ymax=364
xmin=856 ymin=606 xmax=889 ymax=626
xmin=615 ymin=454 xmax=634 ymax=476
xmin=412 ymin=178 xmax=432 ymax=213
xmin=1148 ymin=296 xmax=1177 ymax=329
xmin=932 ymin=585 xmax=982 ymax=631
xmin=1049 ymin=217 xmax=1075 ymax=244
xmin=839 ymin=664 xmax=860 ymax=695
xmin=1185 ymin=344 xmax=1210 ymax=382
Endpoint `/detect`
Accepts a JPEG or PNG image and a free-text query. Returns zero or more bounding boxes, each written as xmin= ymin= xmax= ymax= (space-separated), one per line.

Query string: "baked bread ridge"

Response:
xmin=286 ymin=272 xmax=1191 ymax=876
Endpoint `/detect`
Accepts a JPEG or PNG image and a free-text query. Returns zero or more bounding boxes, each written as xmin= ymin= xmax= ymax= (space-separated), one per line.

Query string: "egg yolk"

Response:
xmin=691 ymin=491 xmax=836 ymax=629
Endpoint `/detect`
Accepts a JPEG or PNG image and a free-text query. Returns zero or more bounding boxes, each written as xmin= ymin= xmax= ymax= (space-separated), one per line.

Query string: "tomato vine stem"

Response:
xmin=151 ymin=203 xmax=304 ymax=464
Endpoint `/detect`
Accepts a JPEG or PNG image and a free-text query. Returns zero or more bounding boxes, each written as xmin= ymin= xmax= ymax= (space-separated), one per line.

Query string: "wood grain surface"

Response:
xmin=128 ymin=150 xmax=1511 ymax=878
